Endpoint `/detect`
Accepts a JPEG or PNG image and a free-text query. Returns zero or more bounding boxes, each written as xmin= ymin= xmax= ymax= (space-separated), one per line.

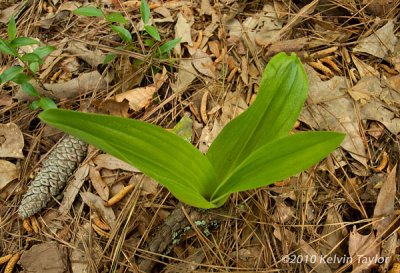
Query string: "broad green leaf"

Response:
xmin=211 ymin=132 xmax=345 ymax=204
xmin=21 ymin=82 xmax=39 ymax=97
xmin=105 ymin=12 xmax=127 ymax=24
xmin=110 ymin=25 xmax=132 ymax=43
xmin=29 ymin=62 xmax=39 ymax=74
xmin=159 ymin=38 xmax=181 ymax=54
xmin=7 ymin=16 xmax=17 ymax=40
xmin=0 ymin=66 xmax=23 ymax=83
xmin=103 ymin=53 xmax=117 ymax=64
xmin=39 ymin=109 xmax=218 ymax=208
xmin=73 ymin=7 xmax=104 ymax=17
xmin=144 ymin=38 xmax=155 ymax=46
xmin=10 ymin=37 xmax=39 ymax=48
xmin=33 ymin=45 xmax=56 ymax=59
xmin=0 ymin=38 xmax=17 ymax=56
xmin=11 ymin=73 xmax=30 ymax=84
xmin=20 ymin=53 xmax=43 ymax=64
xmin=144 ymin=25 xmax=160 ymax=41
xmin=207 ymin=53 xmax=308 ymax=182
xmin=140 ymin=0 xmax=150 ymax=24
xmin=37 ymin=97 xmax=57 ymax=109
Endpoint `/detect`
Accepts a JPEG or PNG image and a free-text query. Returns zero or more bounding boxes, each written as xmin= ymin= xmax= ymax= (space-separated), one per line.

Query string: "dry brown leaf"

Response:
xmin=191 ymin=49 xmax=215 ymax=78
xmin=93 ymin=153 xmax=139 ymax=172
xmin=129 ymin=175 xmax=158 ymax=196
xmin=171 ymin=59 xmax=197 ymax=93
xmin=320 ymin=206 xmax=347 ymax=269
xmin=15 ymin=71 xmax=108 ymax=100
xmin=353 ymin=20 xmax=397 ymax=59
xmin=115 ymin=86 xmax=156 ymax=112
xmin=175 ymin=12 xmax=193 ymax=47
xmin=351 ymin=54 xmax=380 ymax=78
xmin=221 ymin=91 xmax=248 ymax=126
xmin=200 ymin=0 xmax=215 ymax=15
xmin=300 ymin=65 xmax=368 ymax=166
xmin=80 ymin=192 xmax=116 ymax=228
xmin=59 ymin=164 xmax=89 ymax=215
xmin=0 ymin=2 xmax=26 ymax=24
xmin=99 ymin=99 xmax=130 ymax=117
xmin=198 ymin=119 xmax=223 ymax=153
xmin=356 ymin=77 xmax=400 ymax=135
xmin=274 ymin=227 xmax=332 ymax=273
xmin=349 ymin=226 xmax=381 ymax=273
xmin=0 ymin=122 xmax=24 ymax=158
xmin=19 ymin=242 xmax=68 ymax=273
xmin=373 ymin=166 xmax=396 ymax=236
xmin=265 ymin=37 xmax=308 ymax=57
xmin=0 ymin=160 xmax=19 ymax=191
xmin=89 ymin=165 xmax=109 ymax=201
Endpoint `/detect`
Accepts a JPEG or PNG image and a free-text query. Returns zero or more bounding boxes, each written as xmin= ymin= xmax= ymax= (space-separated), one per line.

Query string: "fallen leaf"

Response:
xmin=373 ymin=166 xmax=396 ymax=236
xmin=0 ymin=122 xmax=24 ymax=158
xmin=175 ymin=12 xmax=193 ymax=47
xmin=320 ymin=206 xmax=347 ymax=269
xmin=93 ymin=153 xmax=139 ymax=172
xmin=80 ymin=192 xmax=116 ymax=228
xmin=19 ymin=242 xmax=68 ymax=273
xmin=66 ymin=41 xmax=106 ymax=68
xmin=351 ymin=54 xmax=379 ymax=78
xmin=349 ymin=226 xmax=381 ymax=273
xmin=0 ymin=160 xmax=18 ymax=191
xmin=191 ymin=49 xmax=216 ymax=78
xmin=353 ymin=20 xmax=398 ymax=58
xmin=0 ymin=2 xmax=26 ymax=24
xmin=89 ymin=165 xmax=109 ymax=201
xmin=58 ymin=164 xmax=89 ymax=215
xmin=356 ymin=77 xmax=400 ymax=135
xmin=15 ymin=71 xmax=109 ymax=100
xmin=129 ymin=175 xmax=158 ymax=196
xmin=171 ymin=59 xmax=197 ymax=93
xmin=300 ymin=65 xmax=368 ymax=166
xmin=115 ymin=85 xmax=157 ymax=112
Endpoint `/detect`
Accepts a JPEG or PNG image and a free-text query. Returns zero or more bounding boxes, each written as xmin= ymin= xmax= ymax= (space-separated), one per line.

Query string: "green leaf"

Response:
xmin=33 ymin=45 xmax=56 ymax=59
xmin=105 ymin=12 xmax=127 ymax=24
xmin=10 ymin=37 xmax=39 ymax=48
xmin=211 ymin=132 xmax=345 ymax=204
xmin=110 ymin=25 xmax=132 ymax=43
xmin=11 ymin=73 xmax=30 ymax=84
xmin=144 ymin=38 xmax=155 ymax=47
xmin=103 ymin=53 xmax=118 ymax=64
xmin=37 ymin=97 xmax=57 ymax=110
xmin=29 ymin=62 xmax=39 ymax=74
xmin=20 ymin=53 xmax=43 ymax=64
xmin=0 ymin=38 xmax=17 ymax=56
xmin=73 ymin=7 xmax=104 ymax=17
xmin=207 ymin=53 xmax=308 ymax=182
xmin=7 ymin=16 xmax=17 ymax=40
xmin=0 ymin=66 xmax=24 ymax=83
xmin=21 ymin=82 xmax=39 ymax=97
xmin=144 ymin=25 xmax=160 ymax=41
xmin=39 ymin=109 xmax=218 ymax=209
xmin=140 ymin=0 xmax=150 ymax=24
xmin=159 ymin=38 xmax=181 ymax=54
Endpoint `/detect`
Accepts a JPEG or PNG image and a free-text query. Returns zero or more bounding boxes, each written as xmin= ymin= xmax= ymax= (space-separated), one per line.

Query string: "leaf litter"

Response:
xmin=1 ymin=0 xmax=400 ymax=272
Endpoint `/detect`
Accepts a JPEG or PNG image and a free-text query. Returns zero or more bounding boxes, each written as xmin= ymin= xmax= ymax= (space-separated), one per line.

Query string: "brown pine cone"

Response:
xmin=18 ymin=135 xmax=87 ymax=219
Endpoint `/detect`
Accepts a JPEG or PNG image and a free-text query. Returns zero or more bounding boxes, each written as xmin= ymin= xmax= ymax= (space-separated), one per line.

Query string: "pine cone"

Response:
xmin=18 ymin=135 xmax=87 ymax=219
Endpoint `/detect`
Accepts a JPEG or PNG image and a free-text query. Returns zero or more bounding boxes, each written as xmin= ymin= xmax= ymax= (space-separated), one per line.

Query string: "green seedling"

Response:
xmin=0 ymin=16 xmax=57 ymax=110
xmin=39 ymin=53 xmax=345 ymax=209
xmin=73 ymin=2 xmax=181 ymax=64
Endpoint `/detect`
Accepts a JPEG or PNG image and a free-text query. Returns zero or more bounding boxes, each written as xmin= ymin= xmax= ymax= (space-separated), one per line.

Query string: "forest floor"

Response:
xmin=0 ymin=0 xmax=400 ymax=272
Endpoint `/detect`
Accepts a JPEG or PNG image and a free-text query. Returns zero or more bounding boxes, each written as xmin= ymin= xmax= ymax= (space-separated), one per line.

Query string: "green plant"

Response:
xmin=73 ymin=1 xmax=180 ymax=64
xmin=39 ymin=53 xmax=345 ymax=209
xmin=0 ymin=16 xmax=57 ymax=110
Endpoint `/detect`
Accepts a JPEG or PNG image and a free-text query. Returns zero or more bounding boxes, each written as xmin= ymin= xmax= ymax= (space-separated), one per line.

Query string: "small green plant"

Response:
xmin=0 ymin=16 xmax=57 ymax=110
xmin=39 ymin=53 xmax=345 ymax=209
xmin=73 ymin=0 xmax=180 ymax=64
